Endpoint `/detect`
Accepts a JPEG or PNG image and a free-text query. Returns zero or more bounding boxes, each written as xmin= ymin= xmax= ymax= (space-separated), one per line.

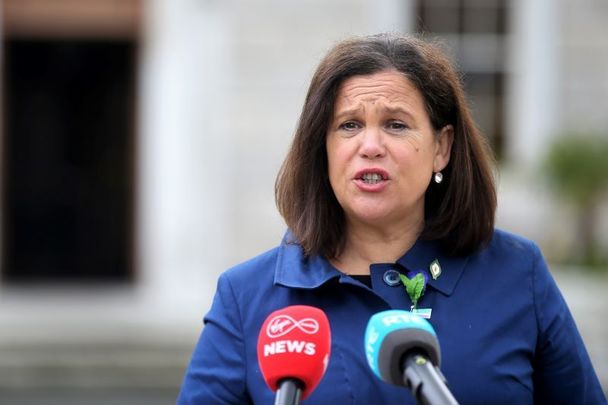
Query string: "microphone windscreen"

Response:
xmin=257 ymin=305 xmax=331 ymax=399
xmin=364 ymin=310 xmax=440 ymax=386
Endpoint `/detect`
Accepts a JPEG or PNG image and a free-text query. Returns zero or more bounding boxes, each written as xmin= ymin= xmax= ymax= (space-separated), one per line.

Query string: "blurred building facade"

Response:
xmin=0 ymin=0 xmax=606 ymax=402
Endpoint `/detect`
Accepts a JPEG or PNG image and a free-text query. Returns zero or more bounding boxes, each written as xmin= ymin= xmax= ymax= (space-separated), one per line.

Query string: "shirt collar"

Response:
xmin=397 ymin=238 xmax=468 ymax=296
xmin=274 ymin=232 xmax=468 ymax=295
xmin=273 ymin=233 xmax=341 ymax=289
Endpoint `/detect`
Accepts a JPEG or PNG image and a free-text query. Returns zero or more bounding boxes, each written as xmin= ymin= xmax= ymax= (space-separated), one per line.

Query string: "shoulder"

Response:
xmin=460 ymin=228 xmax=545 ymax=284
xmin=487 ymin=228 xmax=540 ymax=254
xmin=478 ymin=228 xmax=542 ymax=265
xmin=220 ymin=245 xmax=283 ymax=290
xmin=205 ymin=245 xmax=285 ymax=336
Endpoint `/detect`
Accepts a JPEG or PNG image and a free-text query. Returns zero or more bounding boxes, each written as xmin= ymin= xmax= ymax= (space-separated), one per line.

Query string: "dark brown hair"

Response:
xmin=275 ymin=33 xmax=496 ymax=258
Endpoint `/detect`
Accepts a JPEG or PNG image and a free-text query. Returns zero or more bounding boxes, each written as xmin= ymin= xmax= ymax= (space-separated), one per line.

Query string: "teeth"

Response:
xmin=362 ymin=173 xmax=383 ymax=184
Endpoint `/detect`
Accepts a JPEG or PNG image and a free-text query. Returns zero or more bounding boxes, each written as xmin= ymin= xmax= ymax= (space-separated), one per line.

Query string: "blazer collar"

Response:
xmin=273 ymin=234 xmax=341 ymax=289
xmin=397 ymin=238 xmax=468 ymax=296
xmin=273 ymin=232 xmax=468 ymax=295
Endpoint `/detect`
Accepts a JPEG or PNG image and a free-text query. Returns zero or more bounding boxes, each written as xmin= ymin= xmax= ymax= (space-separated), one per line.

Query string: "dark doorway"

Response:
xmin=2 ymin=39 xmax=136 ymax=283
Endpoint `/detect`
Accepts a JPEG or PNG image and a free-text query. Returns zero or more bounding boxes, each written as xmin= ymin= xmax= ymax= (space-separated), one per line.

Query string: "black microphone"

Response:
xmin=364 ymin=310 xmax=458 ymax=405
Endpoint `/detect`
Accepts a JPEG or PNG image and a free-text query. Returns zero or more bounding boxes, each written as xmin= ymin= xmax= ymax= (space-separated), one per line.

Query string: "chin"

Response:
xmin=344 ymin=200 xmax=421 ymax=228
xmin=348 ymin=207 xmax=398 ymax=225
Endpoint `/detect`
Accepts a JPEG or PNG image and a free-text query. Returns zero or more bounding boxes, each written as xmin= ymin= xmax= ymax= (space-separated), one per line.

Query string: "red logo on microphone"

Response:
xmin=257 ymin=306 xmax=331 ymax=400
xmin=266 ymin=314 xmax=320 ymax=338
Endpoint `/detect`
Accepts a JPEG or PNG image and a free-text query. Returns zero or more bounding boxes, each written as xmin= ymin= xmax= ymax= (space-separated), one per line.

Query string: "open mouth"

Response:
xmin=356 ymin=170 xmax=389 ymax=185
xmin=361 ymin=173 xmax=384 ymax=184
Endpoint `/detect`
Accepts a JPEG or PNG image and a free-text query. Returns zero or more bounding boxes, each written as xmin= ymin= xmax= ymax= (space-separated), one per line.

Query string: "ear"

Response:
xmin=434 ymin=125 xmax=454 ymax=172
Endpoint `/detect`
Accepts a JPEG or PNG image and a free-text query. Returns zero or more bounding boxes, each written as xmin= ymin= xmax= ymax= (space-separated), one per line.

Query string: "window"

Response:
xmin=1 ymin=0 xmax=140 ymax=283
xmin=416 ymin=0 xmax=509 ymax=158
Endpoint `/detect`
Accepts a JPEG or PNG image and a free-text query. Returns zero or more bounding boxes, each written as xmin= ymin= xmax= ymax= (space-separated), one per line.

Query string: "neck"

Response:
xmin=331 ymin=217 xmax=423 ymax=275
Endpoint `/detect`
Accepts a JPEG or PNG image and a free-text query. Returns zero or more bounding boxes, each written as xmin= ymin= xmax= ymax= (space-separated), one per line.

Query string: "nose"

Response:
xmin=359 ymin=127 xmax=386 ymax=159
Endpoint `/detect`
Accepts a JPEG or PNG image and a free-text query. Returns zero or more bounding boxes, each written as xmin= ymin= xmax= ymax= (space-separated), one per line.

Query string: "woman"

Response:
xmin=178 ymin=33 xmax=605 ymax=404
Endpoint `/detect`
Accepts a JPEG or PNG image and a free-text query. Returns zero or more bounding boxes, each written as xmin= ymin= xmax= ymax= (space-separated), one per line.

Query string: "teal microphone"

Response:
xmin=364 ymin=310 xmax=458 ymax=405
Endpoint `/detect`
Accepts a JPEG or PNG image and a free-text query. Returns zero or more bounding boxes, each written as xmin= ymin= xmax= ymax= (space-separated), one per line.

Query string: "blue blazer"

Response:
xmin=178 ymin=229 xmax=606 ymax=404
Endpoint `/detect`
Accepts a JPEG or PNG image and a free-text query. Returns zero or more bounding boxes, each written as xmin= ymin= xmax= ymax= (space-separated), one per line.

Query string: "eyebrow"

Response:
xmin=383 ymin=105 xmax=415 ymax=120
xmin=332 ymin=105 xmax=415 ymax=121
xmin=332 ymin=106 xmax=364 ymax=122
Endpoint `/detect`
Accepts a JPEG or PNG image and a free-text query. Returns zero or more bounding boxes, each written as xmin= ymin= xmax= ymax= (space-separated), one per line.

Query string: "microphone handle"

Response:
xmin=402 ymin=352 xmax=459 ymax=405
xmin=274 ymin=378 xmax=302 ymax=405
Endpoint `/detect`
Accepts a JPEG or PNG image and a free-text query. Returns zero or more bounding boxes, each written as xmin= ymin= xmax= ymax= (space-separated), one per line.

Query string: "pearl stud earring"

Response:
xmin=434 ymin=172 xmax=443 ymax=184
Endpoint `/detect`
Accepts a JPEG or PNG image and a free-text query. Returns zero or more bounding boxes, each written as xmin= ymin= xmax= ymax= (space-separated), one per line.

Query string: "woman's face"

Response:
xmin=326 ymin=70 xmax=453 ymax=231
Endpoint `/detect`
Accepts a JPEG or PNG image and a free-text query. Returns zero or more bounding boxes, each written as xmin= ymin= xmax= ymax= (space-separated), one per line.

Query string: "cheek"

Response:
xmin=326 ymin=144 xmax=341 ymax=192
xmin=397 ymin=143 xmax=425 ymax=163
xmin=326 ymin=140 xmax=348 ymax=178
xmin=395 ymin=145 xmax=435 ymax=179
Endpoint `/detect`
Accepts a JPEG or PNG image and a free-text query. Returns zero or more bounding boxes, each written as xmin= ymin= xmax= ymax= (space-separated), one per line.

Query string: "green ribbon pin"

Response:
xmin=399 ymin=272 xmax=427 ymax=310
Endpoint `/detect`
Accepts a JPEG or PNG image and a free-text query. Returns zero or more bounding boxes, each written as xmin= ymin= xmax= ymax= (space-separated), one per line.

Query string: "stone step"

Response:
xmin=0 ymin=342 xmax=191 ymax=391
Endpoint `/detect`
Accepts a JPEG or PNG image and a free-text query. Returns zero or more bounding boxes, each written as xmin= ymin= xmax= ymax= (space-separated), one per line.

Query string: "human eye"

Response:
xmin=339 ymin=121 xmax=361 ymax=132
xmin=385 ymin=120 xmax=408 ymax=133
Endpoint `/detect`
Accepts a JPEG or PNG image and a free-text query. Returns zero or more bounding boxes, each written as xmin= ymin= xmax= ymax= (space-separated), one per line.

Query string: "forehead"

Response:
xmin=334 ymin=70 xmax=425 ymax=109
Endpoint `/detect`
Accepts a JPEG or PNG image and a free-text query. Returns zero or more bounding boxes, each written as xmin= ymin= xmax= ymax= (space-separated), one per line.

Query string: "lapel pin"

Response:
xmin=429 ymin=259 xmax=442 ymax=280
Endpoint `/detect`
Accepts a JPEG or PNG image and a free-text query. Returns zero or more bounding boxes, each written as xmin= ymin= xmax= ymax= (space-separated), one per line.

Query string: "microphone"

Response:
xmin=257 ymin=305 xmax=331 ymax=405
xmin=364 ymin=310 xmax=458 ymax=405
